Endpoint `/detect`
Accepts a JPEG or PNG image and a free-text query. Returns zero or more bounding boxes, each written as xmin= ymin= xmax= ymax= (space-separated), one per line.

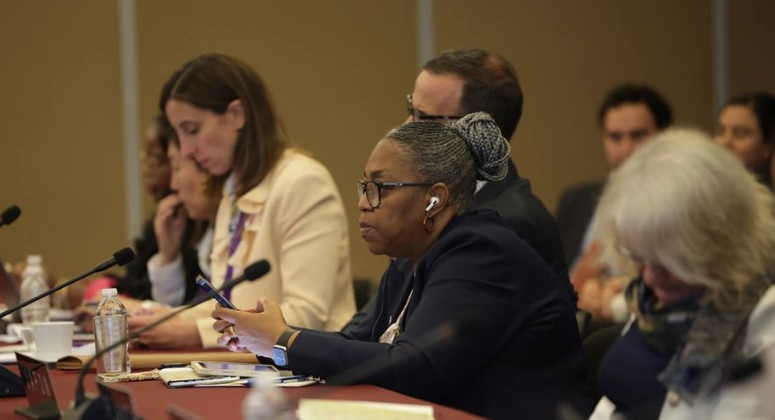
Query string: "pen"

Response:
xmin=159 ymin=362 xmax=189 ymax=369
xmin=274 ymin=375 xmax=311 ymax=383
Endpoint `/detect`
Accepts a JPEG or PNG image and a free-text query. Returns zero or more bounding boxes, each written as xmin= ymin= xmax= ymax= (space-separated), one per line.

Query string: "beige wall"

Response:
xmin=0 ymin=0 xmax=125 ymax=277
xmin=0 ymin=0 xmax=772 ymax=286
xmin=728 ymin=1 xmax=775 ymax=98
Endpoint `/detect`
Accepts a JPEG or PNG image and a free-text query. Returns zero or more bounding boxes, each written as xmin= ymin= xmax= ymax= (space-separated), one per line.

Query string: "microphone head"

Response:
xmin=1 ymin=205 xmax=21 ymax=225
xmin=243 ymin=260 xmax=271 ymax=281
xmin=112 ymin=247 xmax=136 ymax=267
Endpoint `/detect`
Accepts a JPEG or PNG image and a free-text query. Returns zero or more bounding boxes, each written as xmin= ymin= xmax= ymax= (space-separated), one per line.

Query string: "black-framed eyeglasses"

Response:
xmin=357 ymin=179 xmax=434 ymax=209
xmin=406 ymin=94 xmax=463 ymax=123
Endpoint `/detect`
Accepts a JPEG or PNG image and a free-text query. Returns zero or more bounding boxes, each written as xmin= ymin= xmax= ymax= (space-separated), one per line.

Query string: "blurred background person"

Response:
xmin=589 ymin=129 xmax=775 ymax=419
xmin=556 ymin=84 xmax=673 ymax=323
xmin=556 ymin=84 xmax=673 ymax=268
xmin=145 ymin=138 xmax=222 ymax=307
xmin=715 ymin=91 xmax=775 ymax=188
xmin=129 ymin=53 xmax=355 ymax=348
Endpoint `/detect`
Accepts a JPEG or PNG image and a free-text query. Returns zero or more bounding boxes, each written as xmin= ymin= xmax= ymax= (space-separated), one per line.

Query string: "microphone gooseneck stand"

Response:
xmin=62 ymin=260 xmax=270 ymax=420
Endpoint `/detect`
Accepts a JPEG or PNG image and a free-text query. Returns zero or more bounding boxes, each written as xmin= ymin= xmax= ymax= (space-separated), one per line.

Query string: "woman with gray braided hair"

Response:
xmin=212 ymin=112 xmax=585 ymax=420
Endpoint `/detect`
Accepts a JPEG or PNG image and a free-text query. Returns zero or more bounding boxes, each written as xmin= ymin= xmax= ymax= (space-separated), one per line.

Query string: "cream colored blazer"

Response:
xmin=181 ymin=149 xmax=355 ymax=348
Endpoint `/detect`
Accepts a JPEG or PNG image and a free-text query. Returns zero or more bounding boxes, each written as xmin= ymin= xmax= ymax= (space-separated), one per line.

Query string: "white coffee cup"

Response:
xmin=20 ymin=321 xmax=74 ymax=361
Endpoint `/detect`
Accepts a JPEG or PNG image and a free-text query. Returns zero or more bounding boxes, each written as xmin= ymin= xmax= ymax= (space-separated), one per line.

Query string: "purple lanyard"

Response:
xmin=223 ymin=211 xmax=247 ymax=300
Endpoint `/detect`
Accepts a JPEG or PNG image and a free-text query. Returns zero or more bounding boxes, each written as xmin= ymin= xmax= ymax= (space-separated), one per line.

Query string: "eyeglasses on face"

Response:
xmin=405 ymin=94 xmax=463 ymax=123
xmin=357 ymin=179 xmax=434 ymax=209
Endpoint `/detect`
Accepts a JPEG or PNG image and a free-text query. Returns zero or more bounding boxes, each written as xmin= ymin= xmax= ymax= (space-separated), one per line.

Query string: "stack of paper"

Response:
xmin=297 ymin=398 xmax=434 ymax=420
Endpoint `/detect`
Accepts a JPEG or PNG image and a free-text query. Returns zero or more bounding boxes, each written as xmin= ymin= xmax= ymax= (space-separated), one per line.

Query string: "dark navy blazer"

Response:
xmin=290 ymin=210 xmax=584 ymax=420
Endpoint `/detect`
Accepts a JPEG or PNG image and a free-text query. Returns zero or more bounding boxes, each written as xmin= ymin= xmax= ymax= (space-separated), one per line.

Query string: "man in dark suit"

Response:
xmin=344 ymin=48 xmax=571 ymax=332
xmin=556 ymin=84 xmax=673 ymax=267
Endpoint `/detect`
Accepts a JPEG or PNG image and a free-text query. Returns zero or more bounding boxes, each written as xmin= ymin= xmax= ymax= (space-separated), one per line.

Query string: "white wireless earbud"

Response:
xmin=425 ymin=196 xmax=440 ymax=212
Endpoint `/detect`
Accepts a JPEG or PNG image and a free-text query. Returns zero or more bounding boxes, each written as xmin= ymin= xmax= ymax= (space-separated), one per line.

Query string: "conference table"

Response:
xmin=0 ymin=354 xmax=489 ymax=420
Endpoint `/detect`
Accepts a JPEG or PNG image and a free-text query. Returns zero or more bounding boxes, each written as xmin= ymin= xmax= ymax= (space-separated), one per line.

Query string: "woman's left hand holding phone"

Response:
xmin=212 ymin=298 xmax=290 ymax=356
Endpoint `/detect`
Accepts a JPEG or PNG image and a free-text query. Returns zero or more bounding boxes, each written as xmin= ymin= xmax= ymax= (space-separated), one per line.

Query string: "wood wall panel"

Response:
xmin=2 ymin=0 xmax=773 ymax=286
xmin=0 ymin=0 xmax=125 ymax=277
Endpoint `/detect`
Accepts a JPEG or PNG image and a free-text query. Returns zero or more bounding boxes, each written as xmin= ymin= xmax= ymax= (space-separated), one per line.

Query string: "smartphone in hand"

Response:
xmin=195 ymin=276 xmax=238 ymax=310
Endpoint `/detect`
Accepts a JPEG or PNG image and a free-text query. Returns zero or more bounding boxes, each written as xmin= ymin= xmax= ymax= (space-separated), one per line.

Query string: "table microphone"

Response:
xmin=0 ymin=247 xmax=136 ymax=320
xmin=0 ymin=205 xmax=21 ymax=228
xmin=62 ymin=259 xmax=271 ymax=420
xmin=0 ymin=247 xmax=135 ymax=399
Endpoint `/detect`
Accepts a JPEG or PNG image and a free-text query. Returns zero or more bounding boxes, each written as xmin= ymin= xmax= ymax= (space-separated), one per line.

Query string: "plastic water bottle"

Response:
xmin=243 ymin=376 xmax=292 ymax=420
xmin=93 ymin=288 xmax=130 ymax=378
xmin=20 ymin=255 xmax=50 ymax=325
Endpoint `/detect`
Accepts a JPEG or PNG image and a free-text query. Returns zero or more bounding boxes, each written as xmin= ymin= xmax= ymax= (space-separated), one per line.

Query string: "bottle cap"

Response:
xmin=26 ymin=255 xmax=42 ymax=266
xmin=101 ymin=288 xmax=118 ymax=297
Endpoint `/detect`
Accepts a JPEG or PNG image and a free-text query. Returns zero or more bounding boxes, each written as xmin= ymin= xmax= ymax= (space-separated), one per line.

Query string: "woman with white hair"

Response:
xmin=589 ymin=128 xmax=775 ymax=419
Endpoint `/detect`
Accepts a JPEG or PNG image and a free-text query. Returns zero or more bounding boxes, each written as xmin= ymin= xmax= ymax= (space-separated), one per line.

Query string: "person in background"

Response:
xmin=412 ymin=48 xmax=569 ymax=291
xmin=589 ymin=128 xmax=775 ymax=420
xmin=556 ymin=83 xmax=673 ymax=267
xmin=212 ymin=114 xmax=585 ymax=420
xmin=556 ymin=84 xmax=673 ymax=322
xmin=145 ymin=138 xmax=222 ymax=307
xmin=715 ymin=91 xmax=775 ymax=188
xmin=128 ymin=53 xmax=355 ymax=348
xmin=344 ymin=48 xmax=572 ymax=333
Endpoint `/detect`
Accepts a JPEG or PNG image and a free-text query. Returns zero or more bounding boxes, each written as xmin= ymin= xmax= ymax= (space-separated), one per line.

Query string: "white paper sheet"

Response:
xmin=296 ymin=398 xmax=434 ymax=420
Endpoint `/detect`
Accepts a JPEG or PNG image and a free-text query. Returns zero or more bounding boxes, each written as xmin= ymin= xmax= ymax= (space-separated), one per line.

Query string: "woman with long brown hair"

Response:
xmin=129 ymin=53 xmax=355 ymax=348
